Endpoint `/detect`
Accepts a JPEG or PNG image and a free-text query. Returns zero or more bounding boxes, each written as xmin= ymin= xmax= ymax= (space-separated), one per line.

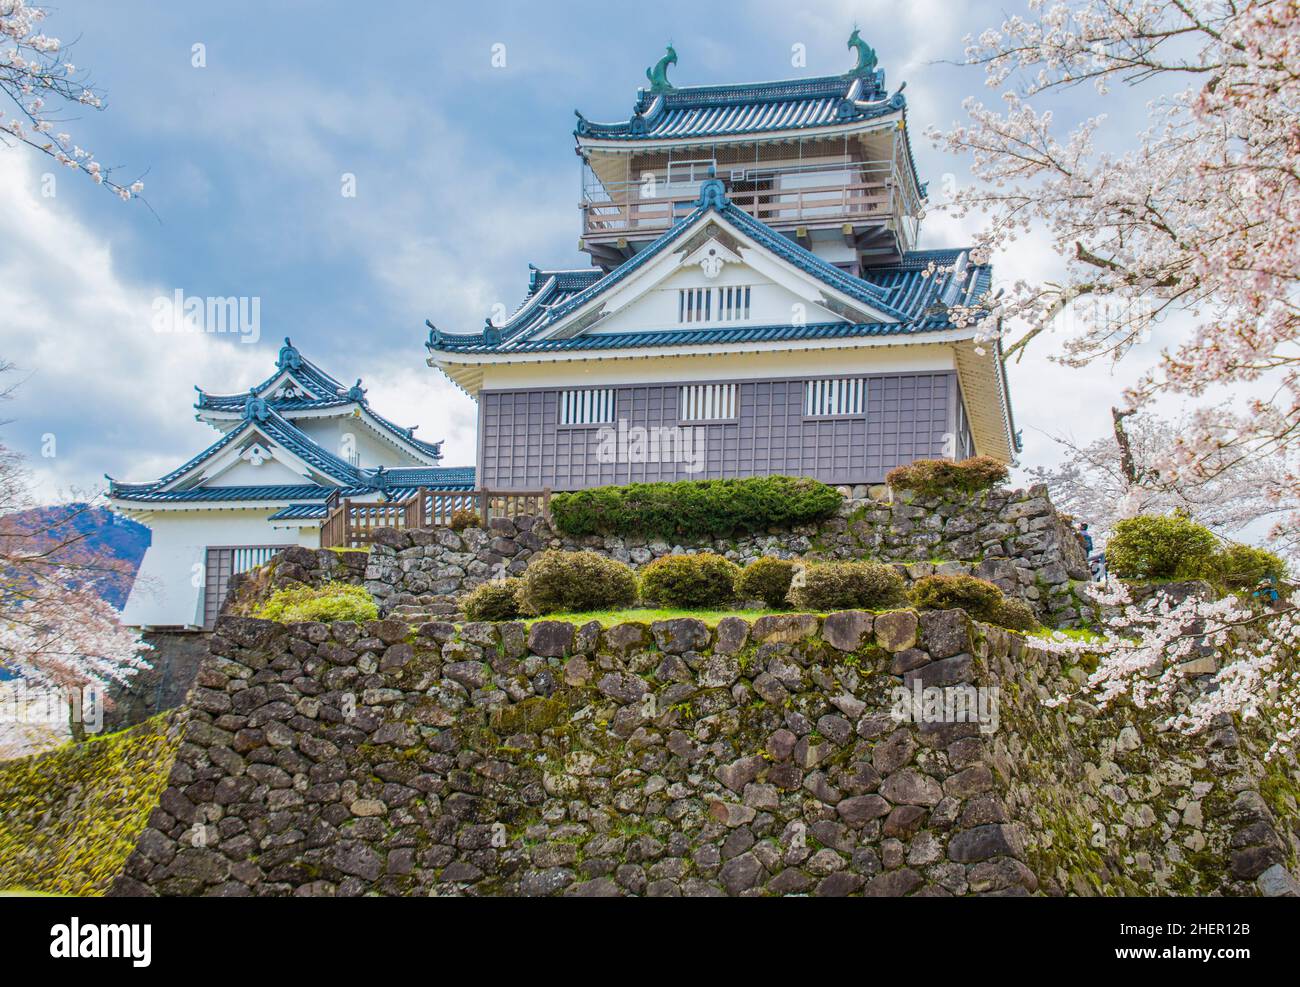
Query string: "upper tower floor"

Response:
xmin=574 ymin=32 xmax=924 ymax=273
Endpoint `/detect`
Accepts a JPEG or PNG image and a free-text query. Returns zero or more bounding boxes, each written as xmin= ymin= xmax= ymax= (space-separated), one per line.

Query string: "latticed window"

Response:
xmin=678 ymin=286 xmax=752 ymax=324
xmin=679 ymin=287 xmax=710 ymax=323
xmin=680 ymin=383 xmax=737 ymax=421
xmin=716 ymin=285 xmax=751 ymax=321
xmin=804 ymin=377 xmax=866 ymax=417
xmin=559 ymin=388 xmax=616 ymax=425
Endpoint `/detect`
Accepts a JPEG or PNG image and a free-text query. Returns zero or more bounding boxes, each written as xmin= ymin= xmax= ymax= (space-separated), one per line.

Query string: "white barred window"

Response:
xmin=804 ymin=378 xmax=866 ymax=417
xmin=716 ymin=285 xmax=751 ymax=321
xmin=560 ymin=388 xmax=616 ymax=425
xmin=679 ymin=288 xmax=711 ymax=323
xmin=678 ymin=286 xmax=752 ymax=323
xmin=680 ymin=383 xmax=737 ymax=421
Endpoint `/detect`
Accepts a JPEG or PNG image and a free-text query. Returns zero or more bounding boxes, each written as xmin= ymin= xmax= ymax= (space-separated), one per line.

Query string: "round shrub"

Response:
xmin=908 ymin=574 xmax=1041 ymax=631
xmin=449 ymin=507 xmax=481 ymax=531
xmin=639 ymin=553 xmax=741 ymax=609
xmin=255 ymin=582 xmax=378 ymax=623
xmin=1106 ymin=513 xmax=1217 ymax=580
xmin=462 ymin=578 xmax=524 ymax=621
xmin=517 ymin=550 xmax=637 ymax=615
xmin=1204 ymin=543 xmax=1287 ymax=591
xmin=735 ymin=557 xmax=796 ymax=609
xmin=788 ymin=561 xmax=906 ymax=611
xmin=886 ymin=456 xmax=1009 ymax=498
xmin=909 ymin=574 xmax=1005 ymax=618
xmin=990 ymin=597 xmax=1039 ymax=632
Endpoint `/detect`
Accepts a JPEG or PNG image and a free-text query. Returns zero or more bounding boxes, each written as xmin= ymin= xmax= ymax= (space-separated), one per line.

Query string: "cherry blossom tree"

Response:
xmin=1028 ymin=408 xmax=1300 ymax=559
xmin=1036 ymin=581 xmax=1299 ymax=759
xmin=933 ymin=0 xmax=1297 ymax=516
xmin=0 ymin=434 xmax=148 ymax=751
xmin=1 ymin=0 xmax=143 ymax=199
xmin=935 ymin=0 xmax=1300 ymax=746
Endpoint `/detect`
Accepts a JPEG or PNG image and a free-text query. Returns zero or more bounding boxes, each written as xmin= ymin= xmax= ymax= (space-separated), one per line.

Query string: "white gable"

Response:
xmin=203 ymin=455 xmax=310 ymax=488
xmin=532 ymin=212 xmax=898 ymax=343
xmin=160 ymin=424 xmax=339 ymax=492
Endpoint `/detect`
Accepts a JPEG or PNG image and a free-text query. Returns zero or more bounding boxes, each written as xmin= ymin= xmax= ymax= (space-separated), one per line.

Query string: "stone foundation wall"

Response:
xmin=104 ymin=632 xmax=213 ymax=732
xmin=107 ymin=610 xmax=1298 ymax=897
xmin=361 ymin=485 xmax=1093 ymax=627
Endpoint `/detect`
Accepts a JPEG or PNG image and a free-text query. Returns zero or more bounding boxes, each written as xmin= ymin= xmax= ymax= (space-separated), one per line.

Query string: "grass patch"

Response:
xmin=0 ymin=712 xmax=182 ymax=897
xmin=523 ymin=608 xmax=789 ymax=628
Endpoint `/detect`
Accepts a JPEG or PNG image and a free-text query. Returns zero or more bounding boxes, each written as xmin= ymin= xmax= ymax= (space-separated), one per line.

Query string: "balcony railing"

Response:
xmin=320 ymin=487 xmax=552 ymax=549
xmin=580 ymin=159 xmax=918 ymax=247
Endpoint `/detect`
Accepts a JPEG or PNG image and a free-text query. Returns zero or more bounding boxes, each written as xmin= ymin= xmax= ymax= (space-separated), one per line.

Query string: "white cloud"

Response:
xmin=0 ymin=152 xmax=268 ymax=497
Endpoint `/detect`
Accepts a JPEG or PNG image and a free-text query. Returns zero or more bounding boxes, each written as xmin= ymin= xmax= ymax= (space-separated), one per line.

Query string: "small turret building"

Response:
xmin=108 ymin=339 xmax=471 ymax=629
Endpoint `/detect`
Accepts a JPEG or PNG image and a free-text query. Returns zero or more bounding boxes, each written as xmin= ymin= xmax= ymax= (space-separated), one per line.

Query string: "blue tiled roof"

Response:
xmin=194 ymin=340 xmax=444 ymax=461
xmin=427 ymin=194 xmax=989 ymax=356
xmin=575 ymin=74 xmax=903 ymax=141
xmin=110 ymin=388 xmax=475 ymax=504
xmin=108 ymin=409 xmax=361 ymax=498
xmin=112 ymin=462 xmax=477 ymax=508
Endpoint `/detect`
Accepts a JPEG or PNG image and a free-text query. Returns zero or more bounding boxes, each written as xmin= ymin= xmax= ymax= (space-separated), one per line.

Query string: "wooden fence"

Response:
xmin=320 ymin=488 xmax=551 ymax=549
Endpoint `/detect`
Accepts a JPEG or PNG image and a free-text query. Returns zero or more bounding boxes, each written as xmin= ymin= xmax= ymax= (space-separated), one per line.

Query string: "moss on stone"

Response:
xmin=0 ymin=712 xmax=183 ymax=896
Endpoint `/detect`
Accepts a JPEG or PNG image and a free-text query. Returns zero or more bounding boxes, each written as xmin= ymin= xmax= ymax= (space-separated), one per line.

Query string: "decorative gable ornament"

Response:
xmin=681 ymin=237 xmax=743 ymax=281
xmin=241 ymin=443 xmax=272 ymax=467
xmin=243 ymin=389 xmax=270 ymax=422
xmin=699 ymin=249 xmax=725 ymax=280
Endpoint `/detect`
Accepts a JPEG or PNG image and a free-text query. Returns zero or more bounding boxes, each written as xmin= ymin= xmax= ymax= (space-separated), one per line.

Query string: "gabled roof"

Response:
xmin=575 ymin=72 xmax=905 ymax=143
xmin=194 ymin=337 xmax=444 ymax=463
xmin=112 ymin=467 xmax=477 ymax=511
xmin=108 ymin=404 xmax=365 ymax=498
xmin=105 ymin=392 xmax=473 ymax=509
xmin=426 ymin=187 xmax=991 ymax=357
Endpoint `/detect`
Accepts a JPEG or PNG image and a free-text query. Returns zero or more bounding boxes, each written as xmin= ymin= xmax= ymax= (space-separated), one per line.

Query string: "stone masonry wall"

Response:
xmin=355 ymin=484 xmax=1093 ymax=627
xmin=107 ymin=609 xmax=1298 ymax=897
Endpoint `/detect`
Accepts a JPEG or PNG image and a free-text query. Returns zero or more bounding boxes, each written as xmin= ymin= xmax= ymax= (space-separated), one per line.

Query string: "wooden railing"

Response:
xmin=582 ymin=181 xmax=897 ymax=238
xmin=320 ymin=488 xmax=552 ymax=549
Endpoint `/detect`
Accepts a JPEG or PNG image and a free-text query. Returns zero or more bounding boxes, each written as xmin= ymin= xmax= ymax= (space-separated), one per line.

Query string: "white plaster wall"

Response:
xmin=121 ymin=510 xmax=319 ymax=628
xmin=294 ymin=417 xmax=422 ymax=469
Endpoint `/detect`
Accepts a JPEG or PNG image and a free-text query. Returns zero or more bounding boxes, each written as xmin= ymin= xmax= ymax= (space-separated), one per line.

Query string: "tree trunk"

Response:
xmin=67 ymin=692 xmax=86 ymax=743
xmin=1111 ymin=407 xmax=1140 ymax=486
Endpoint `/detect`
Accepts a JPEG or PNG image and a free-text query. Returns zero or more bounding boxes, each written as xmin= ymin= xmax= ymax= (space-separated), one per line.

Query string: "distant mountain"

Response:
xmin=1 ymin=504 xmax=151 ymax=609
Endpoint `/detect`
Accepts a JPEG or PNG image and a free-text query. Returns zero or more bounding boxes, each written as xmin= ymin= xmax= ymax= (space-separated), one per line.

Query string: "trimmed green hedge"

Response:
xmin=789 ymin=561 xmax=907 ymax=611
xmin=1204 ymin=544 xmax=1287 ymax=591
xmin=517 ymin=550 xmax=638 ymax=615
xmin=1107 ymin=514 xmax=1217 ymax=581
xmin=909 ymin=573 xmax=1039 ymax=631
xmin=735 ymin=557 xmax=797 ymax=609
xmin=549 ymin=475 xmax=842 ymax=541
xmin=462 ymin=578 xmax=525 ymax=621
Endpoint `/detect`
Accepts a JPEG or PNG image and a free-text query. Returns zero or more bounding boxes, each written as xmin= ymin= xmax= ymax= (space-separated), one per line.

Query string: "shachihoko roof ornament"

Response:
xmin=846 ymin=29 xmax=878 ymax=78
xmin=646 ymin=45 xmax=676 ymax=93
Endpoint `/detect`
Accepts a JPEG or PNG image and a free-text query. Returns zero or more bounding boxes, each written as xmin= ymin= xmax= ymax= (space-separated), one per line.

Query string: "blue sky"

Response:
xmin=0 ymin=0 xmax=1169 ymax=498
